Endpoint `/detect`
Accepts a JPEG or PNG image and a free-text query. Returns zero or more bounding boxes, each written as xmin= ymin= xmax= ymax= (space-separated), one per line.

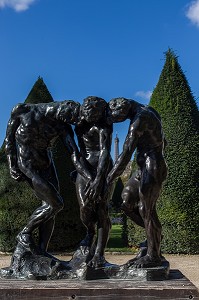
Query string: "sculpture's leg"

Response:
xmin=38 ymin=165 xmax=60 ymax=255
xmin=121 ymin=174 xmax=144 ymax=228
xmin=132 ymin=168 xmax=162 ymax=268
xmin=79 ymin=205 xmax=97 ymax=249
xmin=121 ymin=175 xmax=148 ymax=267
xmin=38 ymin=216 xmax=55 ymax=255
xmin=17 ymin=173 xmax=63 ymax=253
xmin=76 ymin=175 xmax=97 ymax=253
xmin=87 ymin=200 xmax=111 ymax=269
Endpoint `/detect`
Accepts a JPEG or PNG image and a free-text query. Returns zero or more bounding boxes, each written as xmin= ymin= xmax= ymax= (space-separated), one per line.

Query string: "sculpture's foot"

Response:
xmin=78 ymin=233 xmax=95 ymax=256
xmin=79 ymin=233 xmax=95 ymax=248
xmin=126 ymin=246 xmax=147 ymax=267
xmin=87 ymin=254 xmax=106 ymax=269
xmin=129 ymin=254 xmax=162 ymax=268
xmin=16 ymin=233 xmax=39 ymax=254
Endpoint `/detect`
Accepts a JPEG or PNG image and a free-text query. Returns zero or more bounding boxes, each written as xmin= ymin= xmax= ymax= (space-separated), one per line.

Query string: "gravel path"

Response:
xmin=0 ymin=253 xmax=198 ymax=290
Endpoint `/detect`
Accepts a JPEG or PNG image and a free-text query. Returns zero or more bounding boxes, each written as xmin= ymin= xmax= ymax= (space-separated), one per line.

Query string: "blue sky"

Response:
xmin=1 ymin=0 xmax=199 ymax=158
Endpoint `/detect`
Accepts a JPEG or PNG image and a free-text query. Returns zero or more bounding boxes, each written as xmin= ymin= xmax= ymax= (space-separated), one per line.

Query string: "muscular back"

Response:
xmin=14 ymin=104 xmax=68 ymax=149
xmin=131 ymin=107 xmax=165 ymax=152
xmin=6 ymin=102 xmax=73 ymax=172
xmin=129 ymin=106 xmax=166 ymax=171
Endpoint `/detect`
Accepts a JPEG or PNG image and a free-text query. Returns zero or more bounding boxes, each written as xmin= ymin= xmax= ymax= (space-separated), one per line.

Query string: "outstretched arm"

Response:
xmin=62 ymin=127 xmax=92 ymax=181
xmin=107 ymin=117 xmax=141 ymax=185
xmin=85 ymin=124 xmax=113 ymax=201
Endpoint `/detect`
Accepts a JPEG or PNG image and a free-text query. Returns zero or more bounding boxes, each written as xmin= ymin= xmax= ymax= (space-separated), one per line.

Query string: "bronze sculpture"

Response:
xmin=74 ymin=96 xmax=113 ymax=268
xmin=1 ymin=96 xmax=169 ymax=280
xmin=5 ymin=100 xmax=82 ymax=256
xmin=107 ymin=97 xmax=167 ymax=268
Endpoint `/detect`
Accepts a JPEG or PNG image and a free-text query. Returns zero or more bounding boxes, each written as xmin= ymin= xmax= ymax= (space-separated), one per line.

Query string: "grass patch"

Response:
xmin=105 ymin=247 xmax=132 ymax=253
xmin=107 ymin=224 xmax=126 ymax=249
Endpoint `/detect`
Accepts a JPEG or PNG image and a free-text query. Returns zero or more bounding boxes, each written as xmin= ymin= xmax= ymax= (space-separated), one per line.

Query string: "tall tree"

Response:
xmin=149 ymin=49 xmax=199 ymax=253
xmin=0 ymin=77 xmax=85 ymax=252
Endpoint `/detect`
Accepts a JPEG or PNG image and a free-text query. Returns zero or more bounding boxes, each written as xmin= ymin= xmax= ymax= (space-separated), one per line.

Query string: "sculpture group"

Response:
xmin=2 ymin=96 xmax=168 ymax=280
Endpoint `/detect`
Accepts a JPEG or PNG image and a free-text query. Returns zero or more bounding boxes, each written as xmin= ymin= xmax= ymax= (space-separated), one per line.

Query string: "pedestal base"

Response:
xmin=0 ymin=270 xmax=198 ymax=300
xmin=0 ymin=245 xmax=170 ymax=281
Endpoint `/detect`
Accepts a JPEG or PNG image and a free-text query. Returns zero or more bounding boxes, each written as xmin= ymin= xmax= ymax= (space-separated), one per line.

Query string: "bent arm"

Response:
xmin=94 ymin=125 xmax=112 ymax=187
xmin=62 ymin=128 xmax=92 ymax=181
xmin=84 ymin=124 xmax=113 ymax=201
xmin=5 ymin=108 xmax=22 ymax=179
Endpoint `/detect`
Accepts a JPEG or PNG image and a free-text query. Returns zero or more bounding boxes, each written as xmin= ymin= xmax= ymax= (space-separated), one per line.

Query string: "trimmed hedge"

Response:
xmin=150 ymin=49 xmax=199 ymax=253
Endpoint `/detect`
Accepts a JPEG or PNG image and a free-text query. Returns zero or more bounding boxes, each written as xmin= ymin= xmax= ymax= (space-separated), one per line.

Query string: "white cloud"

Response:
xmin=0 ymin=0 xmax=36 ymax=12
xmin=186 ymin=0 xmax=199 ymax=27
xmin=135 ymin=90 xmax=152 ymax=100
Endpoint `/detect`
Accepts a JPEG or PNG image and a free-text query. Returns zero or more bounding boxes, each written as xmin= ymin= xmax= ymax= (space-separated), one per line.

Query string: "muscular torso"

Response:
xmin=75 ymin=122 xmax=111 ymax=166
xmin=131 ymin=107 xmax=166 ymax=169
xmin=75 ymin=121 xmax=113 ymax=181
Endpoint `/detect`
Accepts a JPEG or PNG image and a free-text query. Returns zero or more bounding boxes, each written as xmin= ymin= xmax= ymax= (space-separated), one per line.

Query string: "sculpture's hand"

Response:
xmin=84 ymin=179 xmax=101 ymax=203
xmin=10 ymin=167 xmax=24 ymax=181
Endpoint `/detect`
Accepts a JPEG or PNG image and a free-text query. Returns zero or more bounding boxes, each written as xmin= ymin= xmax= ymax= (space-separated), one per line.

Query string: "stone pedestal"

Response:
xmin=1 ymin=245 xmax=198 ymax=299
xmin=0 ymin=270 xmax=199 ymax=300
xmin=0 ymin=245 xmax=170 ymax=281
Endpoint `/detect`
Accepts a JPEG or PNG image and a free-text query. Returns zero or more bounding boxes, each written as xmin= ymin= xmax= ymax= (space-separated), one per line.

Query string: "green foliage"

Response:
xmin=0 ymin=153 xmax=39 ymax=252
xmin=110 ymin=177 xmax=124 ymax=212
xmin=127 ymin=49 xmax=199 ymax=253
xmin=149 ymin=49 xmax=199 ymax=253
xmin=121 ymin=212 xmax=128 ymax=247
xmin=110 ymin=177 xmax=129 ymax=247
xmin=50 ymin=138 xmax=85 ymax=251
xmin=0 ymin=77 xmax=85 ymax=252
xmin=107 ymin=224 xmax=127 ymax=249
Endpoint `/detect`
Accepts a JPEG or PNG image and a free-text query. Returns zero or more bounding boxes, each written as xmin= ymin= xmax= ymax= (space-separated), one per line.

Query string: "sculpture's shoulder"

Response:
xmin=135 ymin=106 xmax=162 ymax=128
xmin=10 ymin=103 xmax=31 ymax=118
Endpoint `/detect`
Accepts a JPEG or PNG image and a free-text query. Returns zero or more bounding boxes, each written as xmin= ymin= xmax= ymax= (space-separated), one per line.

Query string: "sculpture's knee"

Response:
xmin=46 ymin=201 xmax=63 ymax=220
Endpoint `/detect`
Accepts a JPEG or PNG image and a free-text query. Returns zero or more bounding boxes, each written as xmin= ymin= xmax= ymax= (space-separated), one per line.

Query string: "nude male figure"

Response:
xmin=5 ymin=100 xmax=83 ymax=255
xmin=74 ymin=96 xmax=113 ymax=268
xmin=107 ymin=97 xmax=167 ymax=268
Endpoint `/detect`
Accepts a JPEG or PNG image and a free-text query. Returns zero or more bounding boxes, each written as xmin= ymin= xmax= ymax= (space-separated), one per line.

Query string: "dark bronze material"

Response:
xmin=1 ymin=96 xmax=170 ymax=281
xmin=107 ymin=97 xmax=168 ymax=268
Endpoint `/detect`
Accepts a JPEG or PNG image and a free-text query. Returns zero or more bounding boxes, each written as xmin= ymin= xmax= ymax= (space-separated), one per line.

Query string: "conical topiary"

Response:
xmin=24 ymin=76 xmax=53 ymax=104
xmin=149 ymin=49 xmax=199 ymax=254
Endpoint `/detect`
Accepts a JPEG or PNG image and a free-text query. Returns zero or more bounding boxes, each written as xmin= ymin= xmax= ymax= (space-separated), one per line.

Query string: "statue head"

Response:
xmin=80 ymin=96 xmax=107 ymax=123
xmin=56 ymin=100 xmax=80 ymax=124
xmin=108 ymin=97 xmax=132 ymax=123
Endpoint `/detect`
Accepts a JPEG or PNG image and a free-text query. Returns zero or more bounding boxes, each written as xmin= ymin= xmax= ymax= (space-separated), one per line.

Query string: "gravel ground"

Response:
xmin=0 ymin=253 xmax=198 ymax=290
